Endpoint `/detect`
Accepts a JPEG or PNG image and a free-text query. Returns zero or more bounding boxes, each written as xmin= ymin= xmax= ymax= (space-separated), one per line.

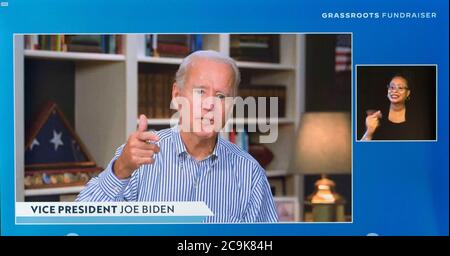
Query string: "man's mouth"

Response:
xmin=200 ymin=117 xmax=214 ymax=125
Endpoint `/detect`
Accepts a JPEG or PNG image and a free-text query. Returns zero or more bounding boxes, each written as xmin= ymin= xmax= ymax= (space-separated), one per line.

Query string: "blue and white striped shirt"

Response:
xmin=77 ymin=126 xmax=278 ymax=223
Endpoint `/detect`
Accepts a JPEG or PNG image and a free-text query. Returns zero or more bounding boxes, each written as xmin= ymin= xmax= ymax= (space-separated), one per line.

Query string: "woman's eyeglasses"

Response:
xmin=387 ymin=84 xmax=409 ymax=92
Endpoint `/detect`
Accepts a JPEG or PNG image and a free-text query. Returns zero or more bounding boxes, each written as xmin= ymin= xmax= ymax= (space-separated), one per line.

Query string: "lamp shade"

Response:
xmin=291 ymin=112 xmax=351 ymax=174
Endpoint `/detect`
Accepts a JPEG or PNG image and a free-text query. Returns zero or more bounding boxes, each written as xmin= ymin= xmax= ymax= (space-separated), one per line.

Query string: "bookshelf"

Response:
xmin=24 ymin=49 xmax=126 ymax=61
xmin=15 ymin=34 xmax=305 ymax=213
xmin=24 ymin=186 xmax=85 ymax=197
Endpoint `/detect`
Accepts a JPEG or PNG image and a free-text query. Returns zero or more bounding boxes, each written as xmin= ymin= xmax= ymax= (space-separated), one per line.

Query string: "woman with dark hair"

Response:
xmin=361 ymin=74 xmax=418 ymax=140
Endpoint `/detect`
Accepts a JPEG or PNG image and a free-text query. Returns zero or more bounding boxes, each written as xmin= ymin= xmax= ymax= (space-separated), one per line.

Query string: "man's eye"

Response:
xmin=216 ymin=94 xmax=225 ymax=100
xmin=195 ymin=89 xmax=205 ymax=95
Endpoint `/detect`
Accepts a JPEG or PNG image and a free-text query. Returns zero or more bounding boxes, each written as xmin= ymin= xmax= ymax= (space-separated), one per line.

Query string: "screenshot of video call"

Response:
xmin=0 ymin=0 xmax=448 ymax=248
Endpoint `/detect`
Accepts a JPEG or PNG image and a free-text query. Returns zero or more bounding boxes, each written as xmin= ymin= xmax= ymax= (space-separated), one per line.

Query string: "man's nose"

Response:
xmin=202 ymin=97 xmax=215 ymax=111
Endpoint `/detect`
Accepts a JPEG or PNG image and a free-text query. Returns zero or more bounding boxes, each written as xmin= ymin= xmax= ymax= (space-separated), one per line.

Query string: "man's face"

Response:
xmin=173 ymin=58 xmax=235 ymax=139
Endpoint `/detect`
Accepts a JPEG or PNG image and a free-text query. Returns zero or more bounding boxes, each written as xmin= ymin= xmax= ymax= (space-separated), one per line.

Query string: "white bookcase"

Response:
xmin=14 ymin=34 xmax=306 ymax=214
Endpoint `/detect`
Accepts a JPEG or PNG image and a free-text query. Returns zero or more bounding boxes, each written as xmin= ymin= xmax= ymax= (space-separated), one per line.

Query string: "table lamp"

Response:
xmin=291 ymin=112 xmax=351 ymax=222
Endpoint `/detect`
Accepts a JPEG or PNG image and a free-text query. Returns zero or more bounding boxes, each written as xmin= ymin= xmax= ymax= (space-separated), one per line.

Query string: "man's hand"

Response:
xmin=113 ymin=114 xmax=160 ymax=179
xmin=363 ymin=110 xmax=382 ymax=140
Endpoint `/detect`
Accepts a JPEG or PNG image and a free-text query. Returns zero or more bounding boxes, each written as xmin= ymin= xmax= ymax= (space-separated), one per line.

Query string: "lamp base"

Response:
xmin=312 ymin=204 xmax=345 ymax=222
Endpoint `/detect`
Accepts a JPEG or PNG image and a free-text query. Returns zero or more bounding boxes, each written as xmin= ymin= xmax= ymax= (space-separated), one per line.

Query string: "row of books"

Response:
xmin=230 ymin=34 xmax=280 ymax=63
xmin=24 ymin=35 xmax=124 ymax=54
xmin=228 ymin=130 xmax=249 ymax=152
xmin=138 ymin=76 xmax=287 ymax=119
xmin=145 ymin=34 xmax=203 ymax=58
xmin=25 ymin=34 xmax=279 ymax=63
xmin=138 ymin=72 xmax=175 ymax=118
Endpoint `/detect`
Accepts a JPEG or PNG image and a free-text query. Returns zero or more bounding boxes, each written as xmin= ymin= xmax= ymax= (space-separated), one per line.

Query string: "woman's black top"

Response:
xmin=372 ymin=107 xmax=434 ymax=140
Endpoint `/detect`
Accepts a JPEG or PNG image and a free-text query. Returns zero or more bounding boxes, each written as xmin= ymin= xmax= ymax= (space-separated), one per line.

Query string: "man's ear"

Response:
xmin=171 ymin=83 xmax=181 ymax=110
xmin=172 ymin=83 xmax=180 ymax=99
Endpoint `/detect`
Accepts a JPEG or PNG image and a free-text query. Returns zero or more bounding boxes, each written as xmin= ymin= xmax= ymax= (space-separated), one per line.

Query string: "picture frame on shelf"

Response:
xmin=274 ymin=196 xmax=300 ymax=222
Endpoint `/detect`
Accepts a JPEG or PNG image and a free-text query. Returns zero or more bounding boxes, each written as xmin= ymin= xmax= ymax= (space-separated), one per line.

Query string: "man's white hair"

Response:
xmin=175 ymin=50 xmax=240 ymax=96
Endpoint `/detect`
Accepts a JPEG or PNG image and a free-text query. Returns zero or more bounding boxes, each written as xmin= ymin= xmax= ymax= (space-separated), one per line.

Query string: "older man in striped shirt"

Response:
xmin=77 ymin=50 xmax=278 ymax=223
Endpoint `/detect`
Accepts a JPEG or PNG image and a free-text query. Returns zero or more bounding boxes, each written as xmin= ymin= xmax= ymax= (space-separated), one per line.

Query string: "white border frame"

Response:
xmin=13 ymin=32 xmax=354 ymax=225
xmin=355 ymin=64 xmax=438 ymax=142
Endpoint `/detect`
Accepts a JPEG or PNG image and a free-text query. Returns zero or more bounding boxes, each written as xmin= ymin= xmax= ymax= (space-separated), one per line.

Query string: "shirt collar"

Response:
xmin=172 ymin=126 xmax=187 ymax=156
xmin=171 ymin=126 xmax=223 ymax=160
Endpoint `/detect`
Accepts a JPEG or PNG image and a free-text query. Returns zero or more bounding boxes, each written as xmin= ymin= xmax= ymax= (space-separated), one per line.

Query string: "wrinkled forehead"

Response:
xmin=187 ymin=57 xmax=233 ymax=74
xmin=185 ymin=58 xmax=235 ymax=87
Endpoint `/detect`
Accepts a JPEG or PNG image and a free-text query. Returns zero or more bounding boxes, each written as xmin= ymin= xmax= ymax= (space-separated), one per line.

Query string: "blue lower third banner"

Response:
xmin=15 ymin=202 xmax=213 ymax=224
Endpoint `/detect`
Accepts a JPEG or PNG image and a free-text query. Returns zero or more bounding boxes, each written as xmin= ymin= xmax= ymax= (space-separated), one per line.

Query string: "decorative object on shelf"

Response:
xmin=24 ymin=102 xmax=102 ymax=189
xmin=291 ymin=112 xmax=351 ymax=222
xmin=24 ymin=168 xmax=98 ymax=189
xmin=306 ymin=175 xmax=346 ymax=222
xmin=248 ymin=144 xmax=274 ymax=168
